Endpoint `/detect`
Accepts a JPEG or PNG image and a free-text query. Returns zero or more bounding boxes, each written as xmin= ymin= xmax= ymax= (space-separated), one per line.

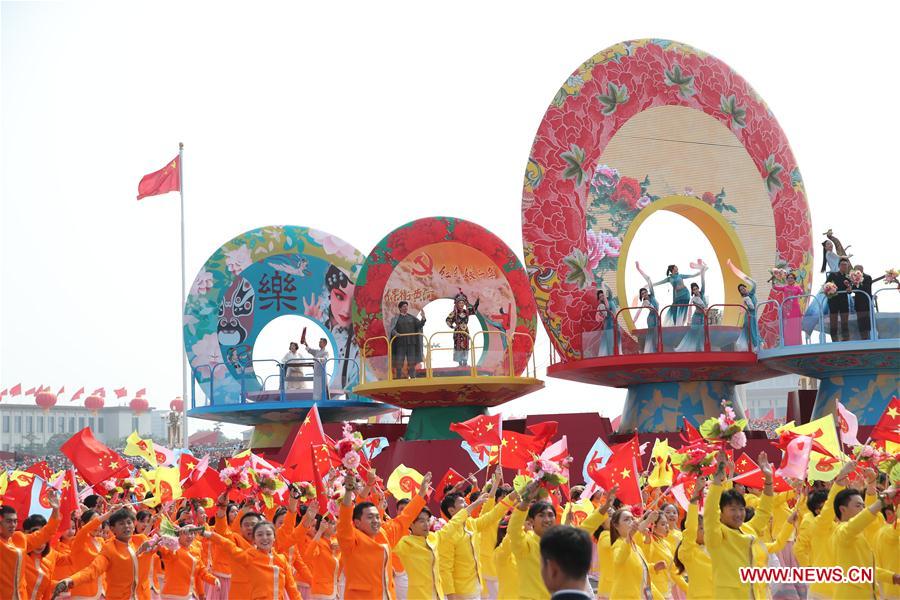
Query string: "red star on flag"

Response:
xmin=450 ymin=414 xmax=503 ymax=449
xmin=871 ymin=396 xmax=900 ymax=444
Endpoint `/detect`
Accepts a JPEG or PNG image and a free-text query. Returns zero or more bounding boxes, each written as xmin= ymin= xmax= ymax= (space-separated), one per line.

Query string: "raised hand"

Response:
xmin=598 ymin=485 xmax=618 ymax=514
xmin=690 ymin=479 xmax=707 ymax=503
xmin=418 ymin=472 xmax=433 ymax=498
xmin=758 ymin=451 xmax=773 ymax=479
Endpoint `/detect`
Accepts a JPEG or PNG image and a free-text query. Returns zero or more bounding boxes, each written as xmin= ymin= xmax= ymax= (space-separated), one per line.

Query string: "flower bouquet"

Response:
xmin=769 ymin=267 xmax=788 ymax=283
xmin=848 ymin=269 xmax=864 ymax=286
xmin=884 ymin=268 xmax=898 ymax=284
xmin=852 ymin=444 xmax=899 ymax=481
xmin=699 ymin=400 xmax=748 ymax=449
xmin=823 ymin=282 xmax=838 ymax=298
xmin=219 ymin=466 xmax=251 ymax=489
xmin=336 ymin=423 xmax=365 ymax=473
xmin=670 ymin=445 xmax=716 ymax=476
xmin=525 ymin=458 xmax=568 ymax=487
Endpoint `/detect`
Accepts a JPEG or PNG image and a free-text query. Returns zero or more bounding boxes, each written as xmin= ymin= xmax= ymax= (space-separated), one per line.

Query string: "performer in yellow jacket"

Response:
xmin=674 ymin=479 xmax=712 ymax=600
xmin=508 ymin=479 xmax=612 ymax=599
xmin=703 ymin=450 xmax=774 ymax=599
xmin=831 ymin=483 xmax=899 ymax=599
xmin=395 ymin=490 xmax=487 ymax=599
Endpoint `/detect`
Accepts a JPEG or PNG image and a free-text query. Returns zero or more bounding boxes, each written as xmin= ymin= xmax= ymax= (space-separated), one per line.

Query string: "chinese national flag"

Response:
xmin=9 ymin=384 xmax=21 ymax=396
xmin=137 ymin=155 xmax=180 ymax=200
xmin=732 ymin=452 xmax=791 ymax=492
xmin=179 ymin=452 xmax=201 ymax=482
xmin=526 ymin=421 xmax=558 ymax=451
xmin=182 ymin=460 xmax=225 ymax=500
xmin=681 ymin=417 xmax=703 ymax=444
xmin=114 ymin=387 xmax=128 ymax=399
xmin=310 ymin=445 xmax=327 ymax=502
xmin=135 ymin=388 xmax=146 ymax=397
xmin=60 ymin=428 xmax=129 ymax=486
xmin=871 ymin=397 xmax=900 ymax=444
xmin=434 ymin=468 xmax=465 ymax=500
xmin=449 ymin=414 xmax=502 ymax=449
xmin=53 ymin=470 xmax=79 ymax=536
xmin=590 ymin=438 xmax=642 ymax=505
xmin=282 ymin=406 xmax=328 ymax=481
xmin=70 ymin=387 xmax=85 ymax=402
xmin=25 ymin=461 xmax=53 ymax=482
xmin=498 ymin=430 xmax=544 ymax=470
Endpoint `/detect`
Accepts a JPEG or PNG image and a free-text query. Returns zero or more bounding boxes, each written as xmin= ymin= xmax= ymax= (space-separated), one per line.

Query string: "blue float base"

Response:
xmin=619 ymin=380 xmax=745 ymax=433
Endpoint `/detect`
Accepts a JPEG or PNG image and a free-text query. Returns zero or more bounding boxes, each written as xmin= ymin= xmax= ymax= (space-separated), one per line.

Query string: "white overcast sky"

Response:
xmin=2 ymin=1 xmax=897 ymax=437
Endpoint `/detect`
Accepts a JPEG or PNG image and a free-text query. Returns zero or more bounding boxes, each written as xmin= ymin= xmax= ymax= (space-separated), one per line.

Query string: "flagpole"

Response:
xmin=179 ymin=142 xmax=189 ymax=452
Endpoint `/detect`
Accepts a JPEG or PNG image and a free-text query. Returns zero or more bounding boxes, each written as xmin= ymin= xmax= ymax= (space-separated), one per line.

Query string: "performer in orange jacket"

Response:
xmin=0 ymin=488 xmax=60 ymax=600
xmin=157 ymin=526 xmax=220 ymax=599
xmin=212 ymin=503 xmax=263 ymax=600
xmin=209 ymin=520 xmax=302 ymax=600
xmin=21 ymin=514 xmax=60 ymax=600
xmin=55 ymin=508 xmax=156 ymax=600
xmin=337 ymin=470 xmax=432 ymax=600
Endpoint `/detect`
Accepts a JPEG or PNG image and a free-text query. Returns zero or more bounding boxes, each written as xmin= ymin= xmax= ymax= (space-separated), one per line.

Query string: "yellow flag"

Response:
xmin=648 ymin=438 xmax=674 ymax=488
xmin=386 ymin=464 xmax=424 ymax=500
xmin=562 ymin=498 xmax=595 ymax=525
xmin=777 ymin=416 xmax=844 ymax=481
xmin=143 ymin=467 xmax=182 ymax=507
xmin=124 ymin=432 xmax=158 ymax=467
xmin=0 ymin=471 xmax=8 ymax=497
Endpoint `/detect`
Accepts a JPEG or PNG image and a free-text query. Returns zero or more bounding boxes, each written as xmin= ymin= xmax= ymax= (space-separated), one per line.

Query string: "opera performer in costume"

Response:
xmin=446 ymin=291 xmax=479 ymax=367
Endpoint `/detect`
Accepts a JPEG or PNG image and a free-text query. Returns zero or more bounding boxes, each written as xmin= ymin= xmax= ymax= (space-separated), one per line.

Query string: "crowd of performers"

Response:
xmin=1 ymin=397 xmax=898 ymax=600
xmin=590 ymin=230 xmax=898 ymax=357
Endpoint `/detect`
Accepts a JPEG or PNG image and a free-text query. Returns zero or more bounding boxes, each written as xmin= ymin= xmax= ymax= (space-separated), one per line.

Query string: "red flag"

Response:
xmin=91 ymin=387 xmax=106 ymax=397
xmin=434 ymin=468 xmax=465 ymax=501
xmin=591 ymin=439 xmax=642 ymax=505
xmin=60 ymin=428 xmax=130 ymax=486
xmin=114 ymin=387 xmax=128 ymax=399
xmin=135 ymin=388 xmax=146 ymax=397
xmin=732 ymin=453 xmax=791 ymax=492
xmin=137 ymin=155 xmax=180 ymax=200
xmin=282 ymin=406 xmax=328 ymax=480
xmin=526 ymin=421 xmax=558 ymax=452
xmin=182 ymin=462 xmax=226 ymax=500
xmin=870 ymin=396 xmax=900 ymax=444
xmin=70 ymin=387 xmax=85 ymax=402
xmin=9 ymin=384 xmax=21 ymax=396
xmin=0 ymin=389 xmax=6 ymax=400
xmin=56 ymin=386 xmax=65 ymax=396
xmin=449 ymin=414 xmax=502 ymax=449
xmin=179 ymin=452 xmax=200 ymax=482
xmin=55 ymin=470 xmax=79 ymax=535
xmin=26 ymin=461 xmax=53 ymax=482
xmin=498 ymin=430 xmax=544 ymax=470
xmin=310 ymin=445 xmax=327 ymax=502
xmin=681 ymin=417 xmax=703 ymax=444
xmin=25 ymin=387 xmax=36 ymax=396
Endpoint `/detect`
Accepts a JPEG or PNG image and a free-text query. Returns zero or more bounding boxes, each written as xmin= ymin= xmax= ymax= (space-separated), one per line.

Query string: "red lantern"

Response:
xmin=129 ymin=397 xmax=149 ymax=414
xmin=35 ymin=391 xmax=57 ymax=411
xmin=170 ymin=397 xmax=184 ymax=412
xmin=84 ymin=394 xmax=105 ymax=412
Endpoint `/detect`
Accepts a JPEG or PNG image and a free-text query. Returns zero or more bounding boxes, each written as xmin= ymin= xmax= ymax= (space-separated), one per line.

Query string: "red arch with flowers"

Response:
xmin=522 ymin=39 xmax=813 ymax=360
xmin=352 ymin=216 xmax=538 ymax=378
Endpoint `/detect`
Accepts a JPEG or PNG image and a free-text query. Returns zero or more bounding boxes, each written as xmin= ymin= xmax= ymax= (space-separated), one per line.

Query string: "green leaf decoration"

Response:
xmin=563 ymin=248 xmax=592 ymax=289
xmin=664 ymin=64 xmax=695 ymax=97
xmin=513 ymin=474 xmax=530 ymax=495
xmin=561 ymin=144 xmax=587 ymax=186
xmin=764 ymin=154 xmax=784 ymax=192
xmin=597 ymin=82 xmax=630 ymax=115
xmin=719 ymin=94 xmax=746 ymax=128
xmin=699 ymin=416 xmax=721 ymax=440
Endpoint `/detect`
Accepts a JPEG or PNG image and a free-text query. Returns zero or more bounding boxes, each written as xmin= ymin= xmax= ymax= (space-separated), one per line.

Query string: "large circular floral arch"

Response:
xmin=352 ymin=216 xmax=538 ymax=378
xmin=522 ymin=39 xmax=813 ymax=360
xmin=184 ymin=226 xmax=365 ymax=405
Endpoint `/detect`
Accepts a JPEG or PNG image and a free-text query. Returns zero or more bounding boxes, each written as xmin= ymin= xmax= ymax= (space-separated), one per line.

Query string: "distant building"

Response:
xmin=0 ymin=403 xmax=161 ymax=452
xmin=737 ymin=374 xmax=801 ymax=419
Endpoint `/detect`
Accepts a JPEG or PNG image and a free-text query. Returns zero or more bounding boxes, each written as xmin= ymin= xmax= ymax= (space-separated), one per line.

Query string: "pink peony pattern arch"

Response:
xmin=522 ymin=39 xmax=813 ymax=360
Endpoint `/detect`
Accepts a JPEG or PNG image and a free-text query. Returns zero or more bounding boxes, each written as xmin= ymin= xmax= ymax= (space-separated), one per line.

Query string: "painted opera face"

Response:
xmin=217 ymin=278 xmax=255 ymax=346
